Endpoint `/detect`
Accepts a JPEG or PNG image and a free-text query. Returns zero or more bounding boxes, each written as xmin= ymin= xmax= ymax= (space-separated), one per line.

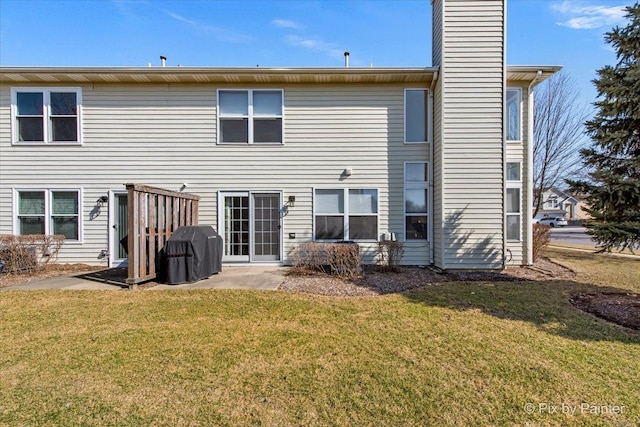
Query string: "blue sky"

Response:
xmin=0 ymin=0 xmax=632 ymax=106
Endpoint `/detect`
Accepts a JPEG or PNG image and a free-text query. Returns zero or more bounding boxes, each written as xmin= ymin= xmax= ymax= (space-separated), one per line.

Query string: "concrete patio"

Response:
xmin=0 ymin=266 xmax=286 ymax=291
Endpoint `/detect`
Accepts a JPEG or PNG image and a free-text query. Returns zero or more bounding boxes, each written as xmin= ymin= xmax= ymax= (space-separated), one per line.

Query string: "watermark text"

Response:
xmin=524 ymin=402 xmax=625 ymax=416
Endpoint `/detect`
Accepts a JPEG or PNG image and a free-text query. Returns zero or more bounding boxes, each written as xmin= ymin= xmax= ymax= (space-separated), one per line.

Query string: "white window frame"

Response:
xmin=506 ymin=87 xmax=522 ymax=143
xmin=404 ymin=88 xmax=432 ymax=144
xmin=10 ymin=87 xmax=82 ymax=145
xmin=404 ymin=162 xmax=430 ymax=242
xmin=216 ymin=89 xmax=284 ymax=145
xmin=313 ymin=187 xmax=379 ymax=242
xmin=13 ymin=188 xmax=83 ymax=243
xmin=506 ymin=162 xmax=522 ymax=242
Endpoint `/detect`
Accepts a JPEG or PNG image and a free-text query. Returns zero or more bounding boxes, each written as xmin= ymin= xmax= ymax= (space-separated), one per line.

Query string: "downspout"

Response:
xmin=526 ymin=70 xmax=543 ymax=265
xmin=429 ymin=70 xmax=439 ymax=265
xmin=501 ymin=0 xmax=507 ymax=269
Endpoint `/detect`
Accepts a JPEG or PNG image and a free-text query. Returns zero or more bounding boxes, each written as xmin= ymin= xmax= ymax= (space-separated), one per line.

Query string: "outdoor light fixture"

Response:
xmin=288 ymin=195 xmax=296 ymax=207
xmin=96 ymin=196 xmax=108 ymax=207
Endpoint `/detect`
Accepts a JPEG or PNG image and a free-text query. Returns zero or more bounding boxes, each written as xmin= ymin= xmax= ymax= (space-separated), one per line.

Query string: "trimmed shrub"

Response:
xmin=376 ymin=241 xmax=404 ymax=272
xmin=0 ymin=235 xmax=64 ymax=274
xmin=532 ymin=223 xmax=551 ymax=262
xmin=290 ymin=242 xmax=362 ymax=279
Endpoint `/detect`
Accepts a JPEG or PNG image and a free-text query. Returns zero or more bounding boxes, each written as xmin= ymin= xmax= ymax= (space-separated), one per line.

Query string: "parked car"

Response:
xmin=538 ymin=217 xmax=568 ymax=227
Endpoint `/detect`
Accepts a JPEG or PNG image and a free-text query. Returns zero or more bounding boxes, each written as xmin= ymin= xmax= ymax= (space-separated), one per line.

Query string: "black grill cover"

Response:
xmin=160 ymin=225 xmax=223 ymax=285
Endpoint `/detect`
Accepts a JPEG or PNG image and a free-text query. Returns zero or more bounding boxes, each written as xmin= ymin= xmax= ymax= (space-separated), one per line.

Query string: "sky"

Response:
xmin=0 ymin=0 xmax=633 ymax=108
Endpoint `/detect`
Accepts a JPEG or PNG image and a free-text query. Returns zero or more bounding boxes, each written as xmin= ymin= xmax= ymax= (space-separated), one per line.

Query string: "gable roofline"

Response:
xmin=546 ymin=187 xmax=580 ymax=204
xmin=0 ymin=65 xmax=561 ymax=85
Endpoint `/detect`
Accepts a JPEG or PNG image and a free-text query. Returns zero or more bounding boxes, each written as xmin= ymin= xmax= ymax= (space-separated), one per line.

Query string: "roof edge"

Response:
xmin=0 ymin=66 xmax=440 ymax=74
xmin=0 ymin=65 xmax=562 ymax=85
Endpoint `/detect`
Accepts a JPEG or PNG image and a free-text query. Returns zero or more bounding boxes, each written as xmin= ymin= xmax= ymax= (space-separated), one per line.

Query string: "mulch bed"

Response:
xmin=570 ymin=293 xmax=640 ymax=331
xmin=279 ymin=257 xmax=576 ymax=297
xmin=0 ymin=263 xmax=103 ymax=288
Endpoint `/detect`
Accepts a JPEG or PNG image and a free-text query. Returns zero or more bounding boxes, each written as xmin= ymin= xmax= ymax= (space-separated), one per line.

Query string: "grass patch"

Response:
xmin=1 ymin=250 xmax=639 ymax=426
xmin=546 ymin=248 xmax=640 ymax=293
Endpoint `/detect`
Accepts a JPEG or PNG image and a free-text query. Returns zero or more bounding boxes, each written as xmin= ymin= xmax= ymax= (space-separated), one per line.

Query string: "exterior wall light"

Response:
xmin=97 ymin=196 xmax=108 ymax=207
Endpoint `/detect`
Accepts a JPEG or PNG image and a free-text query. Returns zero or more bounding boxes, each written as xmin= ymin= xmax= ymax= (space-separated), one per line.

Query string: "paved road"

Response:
xmin=549 ymin=225 xmax=595 ymax=246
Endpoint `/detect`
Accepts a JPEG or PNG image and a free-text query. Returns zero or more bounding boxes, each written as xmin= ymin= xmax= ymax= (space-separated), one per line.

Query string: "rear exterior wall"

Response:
xmin=0 ymin=83 xmax=431 ymax=265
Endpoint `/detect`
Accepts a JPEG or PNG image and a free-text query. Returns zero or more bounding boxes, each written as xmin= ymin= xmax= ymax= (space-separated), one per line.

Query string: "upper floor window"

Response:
xmin=15 ymin=189 xmax=82 ymax=241
xmin=506 ymin=88 xmax=522 ymax=142
xmin=405 ymin=89 xmax=431 ymax=144
xmin=218 ymin=89 xmax=283 ymax=144
xmin=314 ymin=188 xmax=378 ymax=241
xmin=11 ymin=88 xmax=81 ymax=144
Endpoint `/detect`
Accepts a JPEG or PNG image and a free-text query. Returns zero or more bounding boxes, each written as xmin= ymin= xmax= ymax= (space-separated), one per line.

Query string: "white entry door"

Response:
xmin=219 ymin=192 xmax=281 ymax=263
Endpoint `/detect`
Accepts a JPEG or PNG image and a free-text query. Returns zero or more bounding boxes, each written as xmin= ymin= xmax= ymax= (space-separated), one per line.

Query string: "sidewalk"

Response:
xmin=548 ymin=243 xmax=640 ymax=259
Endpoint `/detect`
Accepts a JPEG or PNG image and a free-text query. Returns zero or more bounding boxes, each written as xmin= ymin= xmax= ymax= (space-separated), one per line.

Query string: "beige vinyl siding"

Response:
xmin=432 ymin=0 xmax=444 ymax=267
xmin=506 ymin=140 xmax=524 ymax=265
xmin=0 ymin=88 xmax=12 ymax=247
xmin=436 ymin=0 xmax=505 ymax=269
xmin=432 ymin=0 xmax=443 ymax=68
xmin=432 ymin=78 xmax=444 ymax=267
xmin=0 ymin=84 xmax=431 ymax=265
xmin=505 ymin=83 xmax=531 ymax=265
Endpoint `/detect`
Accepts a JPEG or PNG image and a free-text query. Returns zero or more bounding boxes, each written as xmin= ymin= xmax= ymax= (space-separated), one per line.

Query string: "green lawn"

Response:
xmin=1 ymin=250 xmax=638 ymax=426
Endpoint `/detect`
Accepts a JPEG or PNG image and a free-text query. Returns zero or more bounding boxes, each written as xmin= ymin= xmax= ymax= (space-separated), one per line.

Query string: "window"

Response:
xmin=506 ymin=88 xmax=522 ymax=142
xmin=314 ymin=188 xmax=378 ymax=240
xmin=218 ymin=89 xmax=283 ymax=144
xmin=405 ymin=162 xmax=429 ymax=240
xmin=506 ymin=162 xmax=521 ymax=181
xmin=348 ymin=189 xmax=378 ymax=240
xmin=549 ymin=195 xmax=559 ymax=209
xmin=17 ymin=191 xmax=45 ymax=235
xmin=11 ymin=88 xmax=81 ymax=144
xmin=506 ymin=162 xmax=521 ymax=241
xmin=405 ymin=89 xmax=431 ymax=143
xmin=15 ymin=189 xmax=81 ymax=241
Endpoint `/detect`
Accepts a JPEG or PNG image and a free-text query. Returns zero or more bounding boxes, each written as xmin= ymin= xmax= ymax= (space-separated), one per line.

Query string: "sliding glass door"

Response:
xmin=220 ymin=192 xmax=281 ymax=263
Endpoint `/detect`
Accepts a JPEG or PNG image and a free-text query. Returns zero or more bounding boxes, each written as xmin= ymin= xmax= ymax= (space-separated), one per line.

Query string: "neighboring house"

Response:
xmin=534 ymin=187 xmax=587 ymax=220
xmin=573 ymin=193 xmax=593 ymax=221
xmin=0 ymin=0 xmax=559 ymax=270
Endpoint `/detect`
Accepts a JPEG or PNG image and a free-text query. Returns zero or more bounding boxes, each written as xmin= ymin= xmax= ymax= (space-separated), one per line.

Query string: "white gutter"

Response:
xmin=502 ymin=0 xmax=508 ymax=269
xmin=526 ymin=70 xmax=543 ymax=265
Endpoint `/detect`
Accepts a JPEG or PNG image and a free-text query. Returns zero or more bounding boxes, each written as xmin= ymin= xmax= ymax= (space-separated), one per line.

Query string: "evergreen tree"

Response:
xmin=567 ymin=3 xmax=640 ymax=252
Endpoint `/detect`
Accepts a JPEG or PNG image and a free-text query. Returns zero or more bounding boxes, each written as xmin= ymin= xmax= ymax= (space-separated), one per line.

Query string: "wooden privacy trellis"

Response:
xmin=125 ymin=184 xmax=200 ymax=286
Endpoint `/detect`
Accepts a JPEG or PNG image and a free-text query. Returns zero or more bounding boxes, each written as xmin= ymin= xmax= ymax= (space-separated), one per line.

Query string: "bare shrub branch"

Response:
xmin=533 ymin=71 xmax=591 ymax=217
xmin=532 ymin=224 xmax=551 ymax=262
xmin=290 ymin=242 xmax=362 ymax=279
xmin=0 ymin=235 xmax=64 ymax=274
xmin=376 ymin=241 xmax=404 ymax=272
